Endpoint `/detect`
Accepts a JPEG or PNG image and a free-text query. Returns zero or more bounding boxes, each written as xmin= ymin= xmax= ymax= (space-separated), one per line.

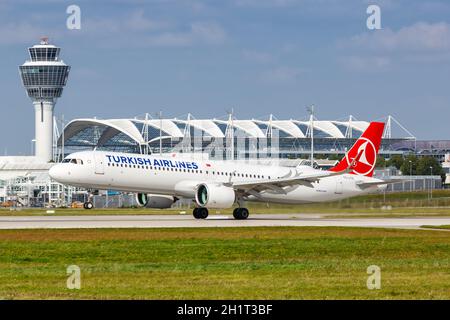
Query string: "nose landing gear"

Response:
xmin=83 ymin=201 xmax=94 ymax=209
xmin=83 ymin=190 xmax=95 ymax=209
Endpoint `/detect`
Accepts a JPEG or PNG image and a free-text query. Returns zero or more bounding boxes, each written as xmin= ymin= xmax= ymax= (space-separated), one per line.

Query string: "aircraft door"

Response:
xmin=94 ymin=151 xmax=105 ymax=175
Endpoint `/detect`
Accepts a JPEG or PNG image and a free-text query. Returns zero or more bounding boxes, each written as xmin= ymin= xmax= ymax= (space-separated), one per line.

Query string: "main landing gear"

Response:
xmin=192 ymin=207 xmax=250 ymax=220
xmin=233 ymin=207 xmax=249 ymax=220
xmin=193 ymin=207 xmax=209 ymax=219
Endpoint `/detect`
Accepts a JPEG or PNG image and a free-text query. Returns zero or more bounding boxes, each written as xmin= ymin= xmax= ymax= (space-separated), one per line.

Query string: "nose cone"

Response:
xmin=49 ymin=164 xmax=64 ymax=182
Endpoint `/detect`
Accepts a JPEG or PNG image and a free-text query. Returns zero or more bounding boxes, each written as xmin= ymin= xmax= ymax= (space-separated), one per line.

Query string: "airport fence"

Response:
xmin=330 ymin=197 xmax=450 ymax=210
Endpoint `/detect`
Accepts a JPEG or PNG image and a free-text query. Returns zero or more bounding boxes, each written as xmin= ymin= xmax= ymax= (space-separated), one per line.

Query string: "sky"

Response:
xmin=0 ymin=0 xmax=450 ymax=155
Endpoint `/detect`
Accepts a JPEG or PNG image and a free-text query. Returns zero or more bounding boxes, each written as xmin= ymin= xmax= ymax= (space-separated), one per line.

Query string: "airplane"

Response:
xmin=49 ymin=121 xmax=397 ymax=220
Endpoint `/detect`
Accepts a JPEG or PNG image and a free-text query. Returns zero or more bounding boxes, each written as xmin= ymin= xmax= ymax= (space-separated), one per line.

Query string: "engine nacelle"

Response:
xmin=135 ymin=193 xmax=177 ymax=209
xmin=195 ymin=183 xmax=236 ymax=209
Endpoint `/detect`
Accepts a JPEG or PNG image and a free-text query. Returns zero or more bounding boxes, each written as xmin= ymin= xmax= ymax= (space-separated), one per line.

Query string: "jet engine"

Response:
xmin=195 ymin=183 xmax=236 ymax=209
xmin=135 ymin=193 xmax=177 ymax=209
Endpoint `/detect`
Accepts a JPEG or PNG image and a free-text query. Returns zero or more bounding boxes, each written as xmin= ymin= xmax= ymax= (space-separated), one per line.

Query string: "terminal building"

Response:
xmin=58 ymin=114 xmax=415 ymax=160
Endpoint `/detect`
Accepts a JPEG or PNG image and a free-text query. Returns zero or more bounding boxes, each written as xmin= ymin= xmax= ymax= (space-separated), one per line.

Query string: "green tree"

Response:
xmin=416 ymin=156 xmax=443 ymax=177
xmin=375 ymin=155 xmax=386 ymax=168
xmin=328 ymin=154 xmax=342 ymax=161
xmin=399 ymin=154 xmax=418 ymax=176
xmin=387 ymin=155 xmax=404 ymax=170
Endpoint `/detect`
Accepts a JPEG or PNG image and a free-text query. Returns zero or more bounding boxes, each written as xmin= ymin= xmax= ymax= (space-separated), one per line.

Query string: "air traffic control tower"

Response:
xmin=19 ymin=37 xmax=71 ymax=162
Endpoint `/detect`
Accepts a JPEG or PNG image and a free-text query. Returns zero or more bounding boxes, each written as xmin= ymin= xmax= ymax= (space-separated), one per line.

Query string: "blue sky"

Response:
xmin=1 ymin=0 xmax=450 ymax=154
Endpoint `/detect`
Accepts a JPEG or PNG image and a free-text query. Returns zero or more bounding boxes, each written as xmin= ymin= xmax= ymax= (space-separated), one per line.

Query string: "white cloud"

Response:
xmin=347 ymin=22 xmax=450 ymax=53
xmin=0 ymin=22 xmax=61 ymax=45
xmin=79 ymin=12 xmax=226 ymax=48
xmin=137 ymin=21 xmax=226 ymax=47
xmin=125 ymin=9 xmax=171 ymax=31
xmin=340 ymin=56 xmax=391 ymax=72
xmin=339 ymin=22 xmax=450 ymax=70
xmin=0 ymin=8 xmax=226 ymax=48
xmin=190 ymin=22 xmax=226 ymax=45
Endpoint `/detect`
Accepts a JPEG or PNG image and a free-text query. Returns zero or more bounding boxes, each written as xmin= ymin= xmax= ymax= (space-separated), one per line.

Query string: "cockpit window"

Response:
xmin=62 ymin=158 xmax=83 ymax=165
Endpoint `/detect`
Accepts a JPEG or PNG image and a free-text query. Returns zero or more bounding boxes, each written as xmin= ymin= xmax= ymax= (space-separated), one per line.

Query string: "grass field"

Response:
xmin=0 ymin=227 xmax=449 ymax=299
xmin=422 ymin=225 xmax=450 ymax=230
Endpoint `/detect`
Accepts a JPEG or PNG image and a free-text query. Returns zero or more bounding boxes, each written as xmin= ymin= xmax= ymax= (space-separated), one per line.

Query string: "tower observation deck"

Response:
xmin=19 ymin=37 xmax=71 ymax=162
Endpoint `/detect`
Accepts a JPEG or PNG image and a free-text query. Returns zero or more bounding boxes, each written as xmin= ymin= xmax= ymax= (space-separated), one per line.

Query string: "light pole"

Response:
xmin=159 ymin=110 xmax=162 ymax=156
xmin=430 ymin=166 xmax=433 ymax=200
xmin=409 ymin=160 xmax=412 ymax=192
xmin=307 ymin=105 xmax=315 ymax=168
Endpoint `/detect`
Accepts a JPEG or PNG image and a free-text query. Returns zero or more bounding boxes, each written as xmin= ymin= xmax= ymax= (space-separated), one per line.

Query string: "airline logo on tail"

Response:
xmin=330 ymin=122 xmax=385 ymax=177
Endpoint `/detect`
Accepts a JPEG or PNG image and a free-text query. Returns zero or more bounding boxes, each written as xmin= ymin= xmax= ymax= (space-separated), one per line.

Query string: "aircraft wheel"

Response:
xmin=193 ymin=207 xmax=208 ymax=219
xmin=194 ymin=207 xmax=208 ymax=219
xmin=233 ymin=208 xmax=249 ymax=220
xmin=193 ymin=208 xmax=200 ymax=219
xmin=84 ymin=201 xmax=94 ymax=210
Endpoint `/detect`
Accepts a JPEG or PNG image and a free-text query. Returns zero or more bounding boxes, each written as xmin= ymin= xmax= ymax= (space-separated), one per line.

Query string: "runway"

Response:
xmin=0 ymin=214 xmax=450 ymax=230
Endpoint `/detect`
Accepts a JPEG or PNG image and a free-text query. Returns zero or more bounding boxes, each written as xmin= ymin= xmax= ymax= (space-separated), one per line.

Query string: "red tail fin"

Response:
xmin=329 ymin=122 xmax=385 ymax=177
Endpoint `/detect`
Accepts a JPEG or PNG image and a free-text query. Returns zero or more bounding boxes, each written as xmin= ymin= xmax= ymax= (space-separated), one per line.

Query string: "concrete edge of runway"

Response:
xmin=0 ymin=213 xmax=450 ymax=230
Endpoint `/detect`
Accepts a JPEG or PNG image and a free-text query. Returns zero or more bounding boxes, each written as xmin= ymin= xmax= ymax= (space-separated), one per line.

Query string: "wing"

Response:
xmin=230 ymin=170 xmax=345 ymax=195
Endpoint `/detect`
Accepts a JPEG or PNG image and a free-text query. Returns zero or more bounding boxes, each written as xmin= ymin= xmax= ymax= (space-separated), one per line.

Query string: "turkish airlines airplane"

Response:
xmin=49 ymin=122 xmax=395 ymax=220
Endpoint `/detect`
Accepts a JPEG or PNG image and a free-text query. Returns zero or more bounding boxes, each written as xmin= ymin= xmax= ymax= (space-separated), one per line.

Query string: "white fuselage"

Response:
xmin=49 ymin=151 xmax=384 ymax=205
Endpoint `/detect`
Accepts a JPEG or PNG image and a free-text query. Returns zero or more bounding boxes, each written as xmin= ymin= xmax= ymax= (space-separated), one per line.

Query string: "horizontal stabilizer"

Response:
xmin=356 ymin=178 xmax=410 ymax=189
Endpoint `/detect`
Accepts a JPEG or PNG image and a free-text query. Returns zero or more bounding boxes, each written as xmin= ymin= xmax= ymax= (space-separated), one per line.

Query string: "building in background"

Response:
xmin=57 ymin=114 xmax=415 ymax=161
xmin=0 ymin=38 xmax=71 ymax=208
xmin=19 ymin=37 xmax=70 ymax=162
